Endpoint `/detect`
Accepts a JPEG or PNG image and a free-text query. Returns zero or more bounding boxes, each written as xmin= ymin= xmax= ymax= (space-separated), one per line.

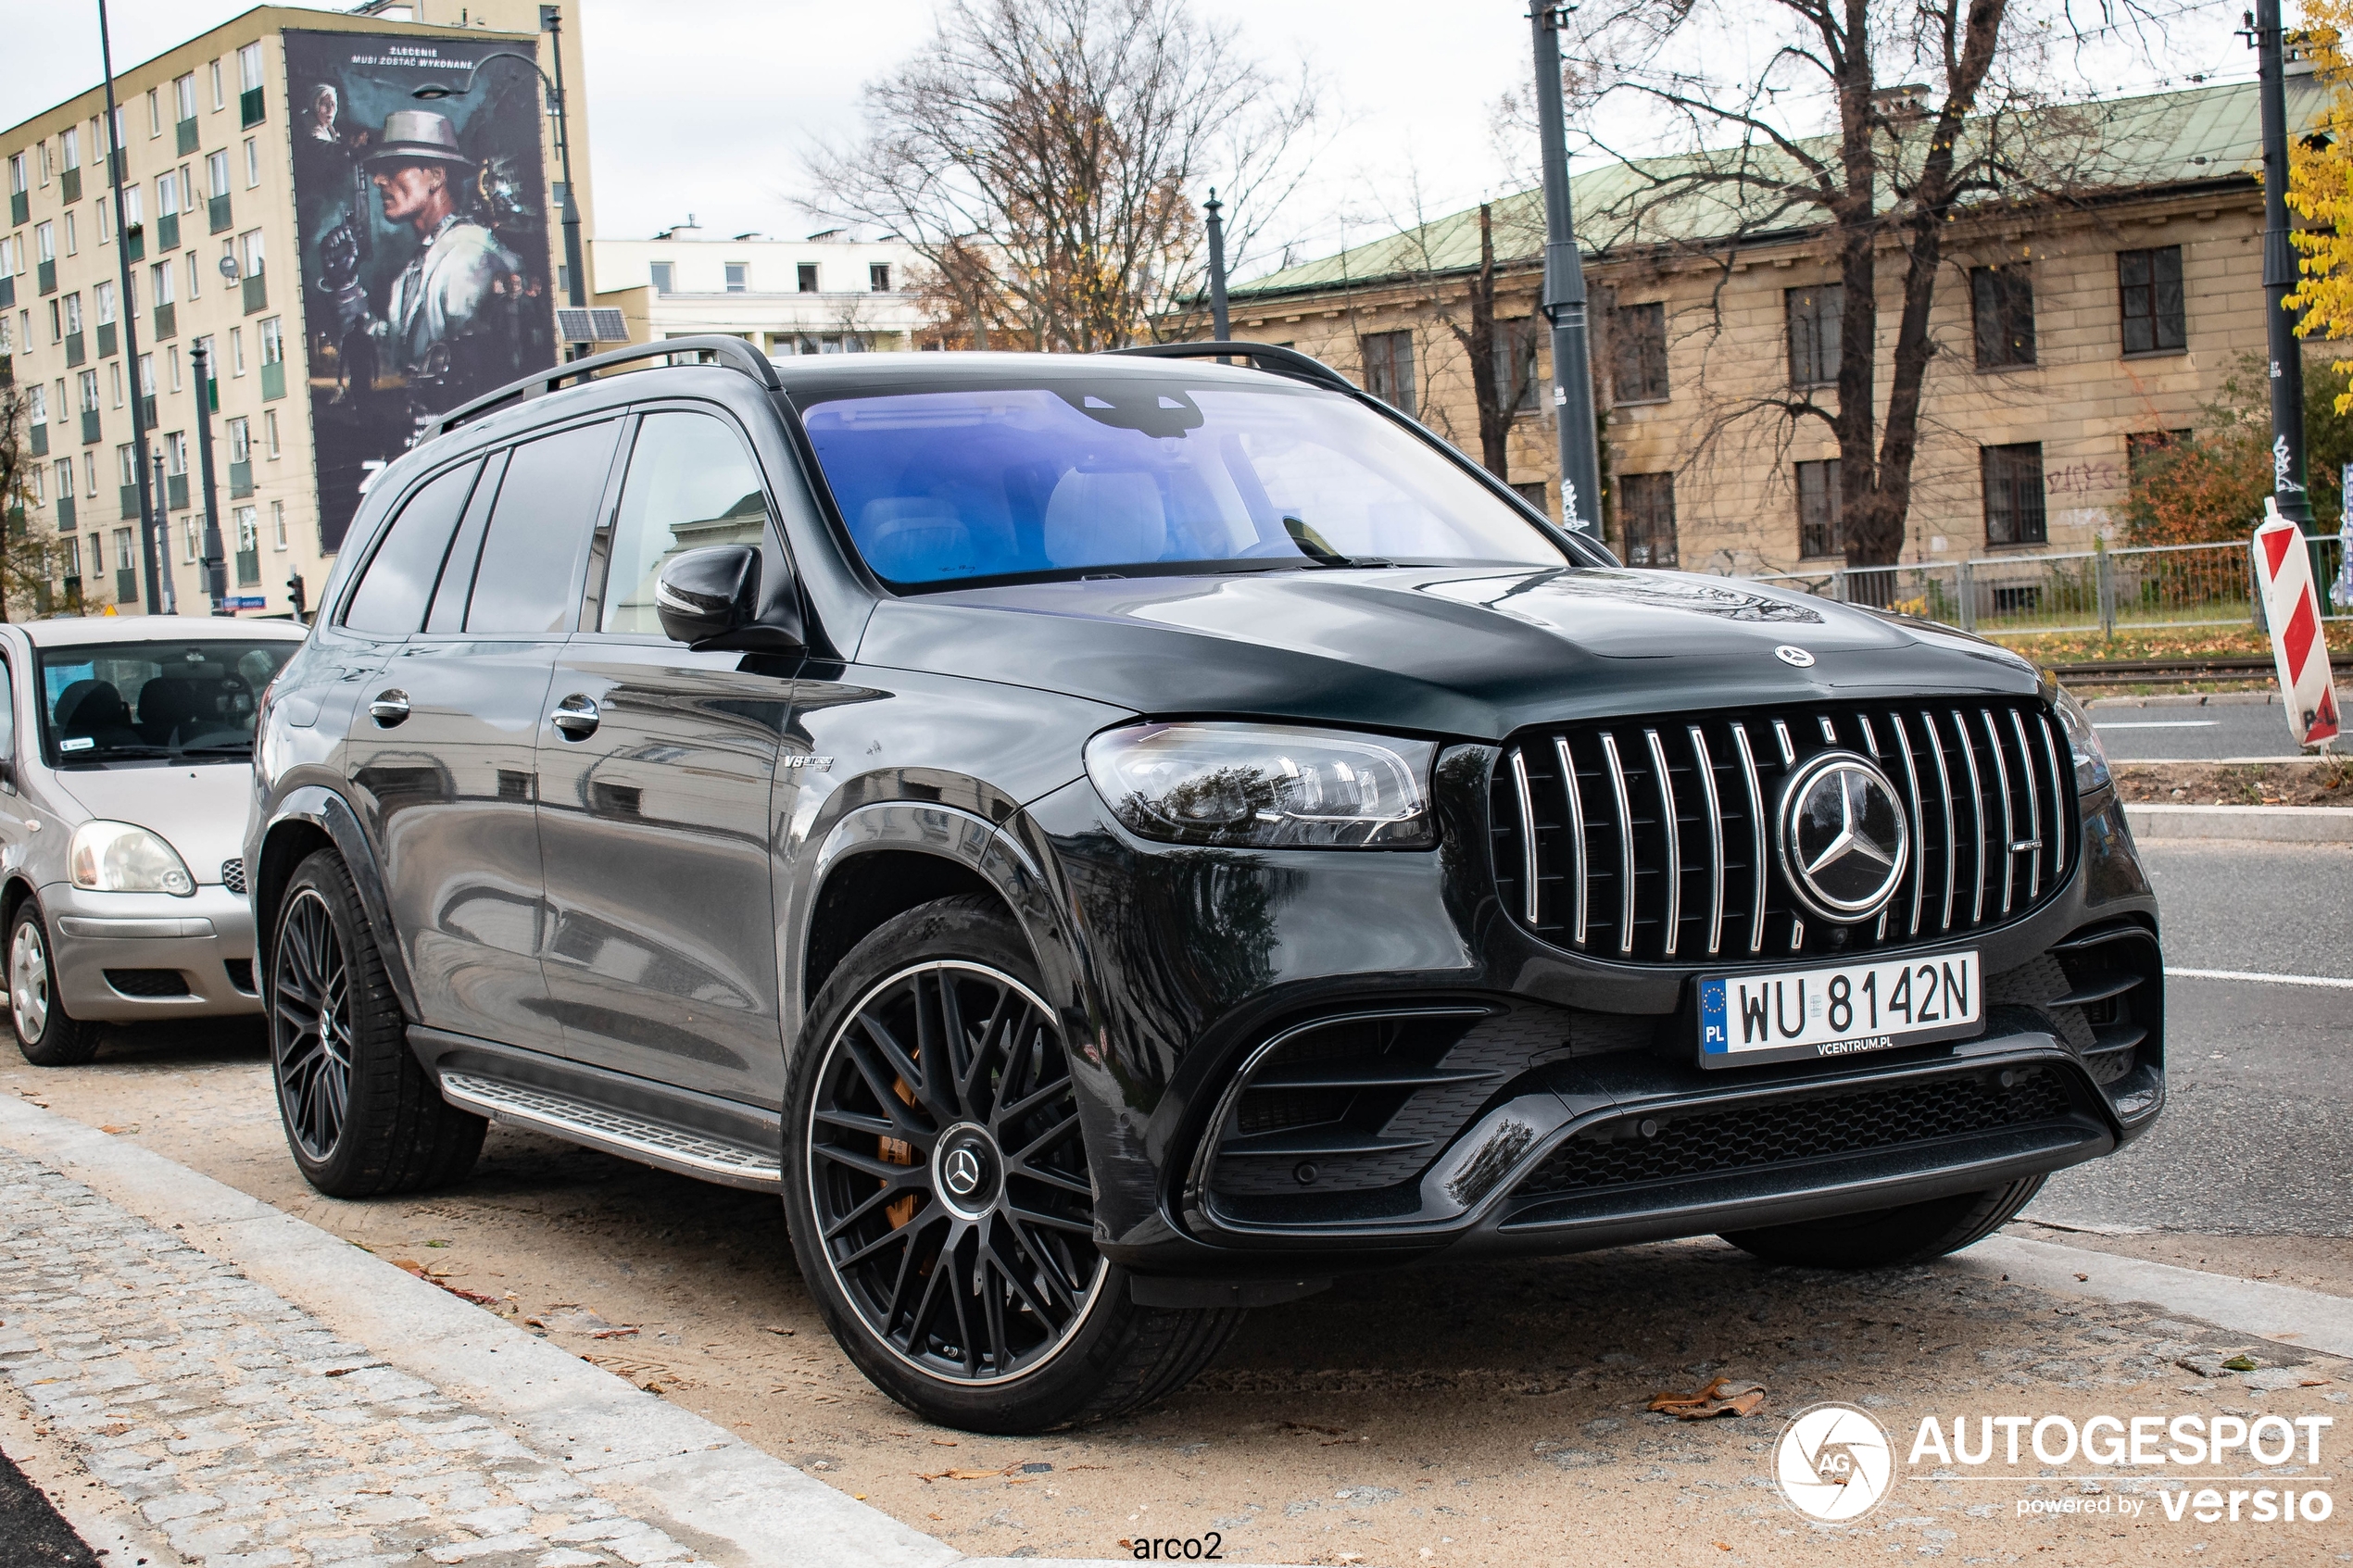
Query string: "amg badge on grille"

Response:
xmin=1777 ymin=752 xmax=1909 ymax=923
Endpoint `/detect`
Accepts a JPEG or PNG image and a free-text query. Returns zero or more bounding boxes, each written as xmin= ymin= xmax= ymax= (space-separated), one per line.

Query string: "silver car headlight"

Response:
xmin=69 ymin=821 xmax=197 ymax=897
xmin=1085 ymin=721 xmax=1437 ymax=849
xmin=2050 ymin=685 xmax=2112 ymax=796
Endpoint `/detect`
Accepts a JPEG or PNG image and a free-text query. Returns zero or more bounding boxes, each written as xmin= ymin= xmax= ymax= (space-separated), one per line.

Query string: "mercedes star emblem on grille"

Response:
xmin=1776 ymin=751 xmax=1910 ymax=923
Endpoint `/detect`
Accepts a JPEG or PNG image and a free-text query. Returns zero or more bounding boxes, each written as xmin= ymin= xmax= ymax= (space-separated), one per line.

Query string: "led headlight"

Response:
xmin=2050 ymin=684 xmax=2112 ymax=795
xmin=69 ymin=821 xmax=197 ymax=897
xmin=1085 ymin=722 xmax=1437 ymax=849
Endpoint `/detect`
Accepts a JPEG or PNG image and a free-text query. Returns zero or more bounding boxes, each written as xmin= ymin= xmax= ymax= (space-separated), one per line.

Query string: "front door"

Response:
xmin=535 ymin=408 xmax=790 ymax=1100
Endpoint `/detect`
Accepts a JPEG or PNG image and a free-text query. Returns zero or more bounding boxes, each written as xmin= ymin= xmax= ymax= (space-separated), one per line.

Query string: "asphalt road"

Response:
xmin=2086 ymin=697 xmax=2342 ymax=760
xmin=2031 ymin=838 xmax=2353 ymax=1236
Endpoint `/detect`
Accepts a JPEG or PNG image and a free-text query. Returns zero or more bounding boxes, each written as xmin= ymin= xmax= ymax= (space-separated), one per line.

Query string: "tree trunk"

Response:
xmin=1459 ymin=205 xmax=1511 ymax=479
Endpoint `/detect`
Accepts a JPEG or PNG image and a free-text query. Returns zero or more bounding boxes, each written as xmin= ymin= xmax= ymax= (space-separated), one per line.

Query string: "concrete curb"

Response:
xmin=0 ymin=1095 xmax=1165 ymax=1568
xmin=2122 ymin=802 xmax=2353 ymax=840
xmin=1962 ymin=1235 xmax=2353 ymax=1358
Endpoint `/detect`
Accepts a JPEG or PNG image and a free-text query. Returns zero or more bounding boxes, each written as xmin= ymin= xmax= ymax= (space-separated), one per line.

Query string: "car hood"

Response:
xmin=853 ymin=566 xmax=2042 ymax=740
xmin=44 ymin=762 xmax=253 ymax=887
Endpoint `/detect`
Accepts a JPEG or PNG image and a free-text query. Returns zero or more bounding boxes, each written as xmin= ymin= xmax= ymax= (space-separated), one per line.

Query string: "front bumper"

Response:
xmin=1020 ymin=755 xmax=2161 ymax=1280
xmin=39 ymin=882 xmax=260 ymax=1021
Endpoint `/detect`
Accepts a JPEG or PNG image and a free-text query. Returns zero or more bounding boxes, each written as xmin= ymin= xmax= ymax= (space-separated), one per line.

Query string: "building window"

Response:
xmin=724 ymin=262 xmax=748 ymax=293
xmin=259 ymin=316 xmax=283 ymax=365
xmin=1493 ymin=318 xmax=1540 ymax=413
xmin=1617 ymin=472 xmax=1678 ymax=567
xmin=649 ymin=261 xmax=673 ymax=295
xmin=208 ymin=149 xmax=229 ymax=198
xmin=797 ymin=262 xmax=820 ymax=294
xmin=2125 ymin=428 xmax=2191 ymax=473
xmin=146 ymin=88 xmax=162 ymax=138
xmin=264 ymin=408 xmax=280 ymax=458
xmin=186 ymin=250 xmax=201 ymax=301
xmin=1611 ymin=300 xmax=1668 ymax=403
xmin=1787 ymin=284 xmax=1843 ymax=389
xmin=116 ymin=444 xmax=134 ymax=486
xmin=1796 ymin=458 xmax=1843 ymax=558
xmin=108 ymin=362 xmax=123 ymax=408
xmin=228 ymin=416 xmax=250 ymax=463
xmin=151 ymin=261 xmax=174 ymax=307
xmin=1360 ymin=329 xmax=1416 ymax=412
xmin=870 ymin=262 xmax=892 ymax=293
xmin=238 ymin=230 xmax=265 ymax=280
xmin=175 ymin=74 xmax=196 ymax=124
xmin=2119 ymin=246 xmax=2185 ymax=356
xmin=271 ymin=499 xmax=287 ymax=549
xmin=238 ymin=43 xmax=264 ymax=93
xmin=79 ymin=370 xmax=100 ymax=413
xmin=184 ymin=517 xmax=198 ymax=562
xmin=1971 ymin=265 xmax=2035 ymax=368
xmin=209 ymin=59 xmax=224 ymax=112
xmin=62 ymin=213 xmax=77 ymax=257
xmin=1982 ymin=442 xmax=2047 ymax=546
xmin=231 ymin=325 xmax=246 ymax=374
xmin=168 ymin=431 xmax=187 ymax=477
xmin=243 ymin=138 xmax=259 ymax=189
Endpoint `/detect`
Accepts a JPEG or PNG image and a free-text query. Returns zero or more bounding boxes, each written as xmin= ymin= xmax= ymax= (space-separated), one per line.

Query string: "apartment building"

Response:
xmin=593 ymin=225 xmax=927 ymax=357
xmin=1218 ymin=77 xmax=2329 ymax=576
xmin=1 ymin=1 xmax=596 ymax=618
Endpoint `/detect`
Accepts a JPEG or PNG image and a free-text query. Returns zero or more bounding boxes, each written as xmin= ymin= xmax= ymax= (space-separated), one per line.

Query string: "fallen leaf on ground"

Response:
xmin=764 ymin=1324 xmax=796 ymax=1336
xmin=2074 ymin=1273 xmax=2090 ymax=1282
xmin=98 ymin=1124 xmax=137 ymax=1135
xmin=2302 ymin=1377 xmax=2334 ymax=1387
xmin=930 ymin=1437 xmax=959 ymax=1447
xmin=2221 ymin=1355 xmax=2261 ymax=1372
xmin=1648 ymin=1375 xmax=1768 ymax=1419
xmin=591 ymin=1327 xmax=640 ymax=1340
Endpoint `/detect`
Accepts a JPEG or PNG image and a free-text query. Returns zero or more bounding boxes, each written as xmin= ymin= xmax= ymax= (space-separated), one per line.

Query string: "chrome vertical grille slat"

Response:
xmin=1554 ymin=735 xmax=1588 ymax=947
xmin=1491 ymin=698 xmax=2076 ymax=965
xmin=1689 ymin=725 xmax=1726 ymax=957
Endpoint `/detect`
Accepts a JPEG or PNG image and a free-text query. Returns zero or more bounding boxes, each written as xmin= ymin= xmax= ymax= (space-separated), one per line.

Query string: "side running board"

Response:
xmin=438 ymin=1072 xmax=783 ymax=1192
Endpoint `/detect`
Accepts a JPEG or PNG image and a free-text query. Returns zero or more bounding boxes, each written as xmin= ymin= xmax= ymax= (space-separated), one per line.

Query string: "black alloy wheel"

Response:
xmin=272 ymin=885 xmax=352 ymax=1161
xmin=806 ymin=959 xmax=1104 ymax=1385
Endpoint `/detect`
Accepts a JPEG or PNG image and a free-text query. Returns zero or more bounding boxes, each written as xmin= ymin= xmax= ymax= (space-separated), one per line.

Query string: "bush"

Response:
xmin=2120 ymin=353 xmax=2353 ymax=545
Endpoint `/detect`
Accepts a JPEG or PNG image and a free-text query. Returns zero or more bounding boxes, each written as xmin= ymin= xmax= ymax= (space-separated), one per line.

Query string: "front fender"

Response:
xmin=250 ymin=784 xmax=420 ymax=1023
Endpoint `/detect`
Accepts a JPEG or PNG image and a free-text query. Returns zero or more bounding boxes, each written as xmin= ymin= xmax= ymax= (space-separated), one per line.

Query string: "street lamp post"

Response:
xmin=413 ymin=7 xmax=588 ymax=359
xmin=191 ymin=340 xmax=227 ymax=615
xmin=96 ymin=0 xmax=164 ymax=613
xmin=150 ymin=452 xmax=174 ymax=613
xmin=2251 ymin=0 xmax=2313 ymax=527
xmin=1204 ymin=189 xmax=1231 ymax=342
xmin=1529 ymin=3 xmax=1604 ymax=533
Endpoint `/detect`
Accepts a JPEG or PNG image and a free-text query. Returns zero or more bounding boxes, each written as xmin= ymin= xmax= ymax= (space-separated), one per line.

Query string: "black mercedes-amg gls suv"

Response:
xmin=247 ymin=337 xmax=2161 ymax=1432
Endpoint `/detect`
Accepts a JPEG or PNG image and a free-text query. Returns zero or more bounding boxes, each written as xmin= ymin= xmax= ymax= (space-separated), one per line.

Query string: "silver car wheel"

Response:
xmin=10 ymin=919 xmax=50 ymax=1042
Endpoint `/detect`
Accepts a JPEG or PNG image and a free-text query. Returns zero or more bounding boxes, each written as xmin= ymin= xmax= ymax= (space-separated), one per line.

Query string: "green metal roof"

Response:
xmin=1232 ymin=77 xmax=2322 ymax=301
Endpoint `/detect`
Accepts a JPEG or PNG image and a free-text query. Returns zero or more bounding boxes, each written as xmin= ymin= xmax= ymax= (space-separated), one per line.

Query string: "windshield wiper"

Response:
xmin=57 ymin=744 xmax=172 ymax=762
xmin=1279 ymin=514 xmax=1395 ymax=569
xmin=177 ymin=743 xmax=256 ymax=758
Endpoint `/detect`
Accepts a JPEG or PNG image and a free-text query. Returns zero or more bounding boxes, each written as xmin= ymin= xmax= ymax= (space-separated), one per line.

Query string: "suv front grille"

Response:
xmin=1511 ymin=1065 xmax=2076 ymax=1198
xmin=1491 ymin=699 xmax=2074 ymax=965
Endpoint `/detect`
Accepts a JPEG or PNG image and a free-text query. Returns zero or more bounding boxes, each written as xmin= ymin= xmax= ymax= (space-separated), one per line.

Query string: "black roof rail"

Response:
xmin=1101 ymin=340 xmax=1358 ymax=395
xmin=428 ymin=334 xmax=783 ymax=439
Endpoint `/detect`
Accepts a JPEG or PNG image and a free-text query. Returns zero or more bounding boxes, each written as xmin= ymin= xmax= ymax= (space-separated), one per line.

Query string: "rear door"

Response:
xmin=345 ymin=420 xmax=622 ymax=1052
xmin=535 ymin=407 xmax=792 ymax=1100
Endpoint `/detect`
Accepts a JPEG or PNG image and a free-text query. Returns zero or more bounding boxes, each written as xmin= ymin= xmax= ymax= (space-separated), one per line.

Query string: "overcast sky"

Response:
xmin=5 ymin=0 xmax=2258 ymax=282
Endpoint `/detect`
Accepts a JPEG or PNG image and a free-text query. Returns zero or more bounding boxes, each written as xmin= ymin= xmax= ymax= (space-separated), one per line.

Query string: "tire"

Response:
xmin=1718 ymin=1174 xmax=2047 ymax=1269
xmin=269 ymin=848 xmax=484 ymax=1198
xmin=784 ymin=894 xmax=1243 ymax=1434
xmin=7 ymin=901 xmax=102 ymax=1067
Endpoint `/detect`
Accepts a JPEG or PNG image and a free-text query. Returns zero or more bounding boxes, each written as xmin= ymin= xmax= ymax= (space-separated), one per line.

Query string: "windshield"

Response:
xmin=797 ymin=378 xmax=1571 ymax=587
xmin=37 ymin=639 xmax=297 ymax=766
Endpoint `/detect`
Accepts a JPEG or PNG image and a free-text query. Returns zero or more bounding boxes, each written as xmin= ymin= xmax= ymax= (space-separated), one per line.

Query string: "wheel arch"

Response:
xmin=253 ymin=786 xmax=420 ymax=1022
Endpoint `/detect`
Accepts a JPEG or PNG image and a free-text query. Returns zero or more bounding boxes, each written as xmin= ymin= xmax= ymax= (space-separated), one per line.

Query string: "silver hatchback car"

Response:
xmin=0 ymin=616 xmax=307 ymax=1064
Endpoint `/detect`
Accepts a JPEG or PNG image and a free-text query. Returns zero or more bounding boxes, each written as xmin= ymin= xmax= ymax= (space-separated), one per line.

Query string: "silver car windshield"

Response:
xmin=37 ymin=640 xmax=296 ymax=766
xmin=797 ymin=379 xmax=1570 ymax=587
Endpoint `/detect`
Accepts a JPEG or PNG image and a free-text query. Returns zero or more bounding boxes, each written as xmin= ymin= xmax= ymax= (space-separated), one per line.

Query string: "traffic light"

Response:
xmin=287 ymin=569 xmax=307 ymax=622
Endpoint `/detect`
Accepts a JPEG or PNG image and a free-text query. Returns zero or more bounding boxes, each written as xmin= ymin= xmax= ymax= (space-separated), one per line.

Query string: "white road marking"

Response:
xmin=2166 ymin=965 xmax=2353 ymax=989
xmin=2093 ymin=721 xmax=2221 ymax=729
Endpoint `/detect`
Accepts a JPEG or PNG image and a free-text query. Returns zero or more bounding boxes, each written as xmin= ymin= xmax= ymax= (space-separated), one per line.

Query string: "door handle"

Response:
xmin=550 ymin=695 xmax=600 ymax=739
xmin=368 ymin=690 xmax=410 ymax=726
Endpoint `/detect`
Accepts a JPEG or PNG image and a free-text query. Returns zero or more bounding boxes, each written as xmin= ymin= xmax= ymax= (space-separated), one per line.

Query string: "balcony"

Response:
xmin=7 ymin=191 xmax=25 ymax=226
xmin=208 ymin=194 xmax=231 ymax=233
xmin=124 ymin=225 xmax=145 ymax=263
xmin=117 ymin=567 xmax=138 ymax=605
xmin=157 ymin=211 xmax=180 ymax=252
xmin=152 ymin=302 xmax=175 ymax=340
xmin=240 ymin=87 xmax=265 ymax=128
xmin=242 ymin=272 xmax=267 ymax=314
xmin=260 ymin=360 xmax=284 ymax=401
xmin=97 ymin=321 xmax=116 ymax=358
xmin=28 ymin=423 xmax=45 ymax=458
xmin=228 ymin=460 xmax=252 ymax=499
xmin=81 ymin=410 xmax=101 ymax=445
xmin=169 ymin=473 xmax=190 ymax=510
xmin=38 ymin=259 xmax=56 ymax=295
xmin=176 ymin=118 xmax=199 ymax=157
xmin=120 ymin=483 xmax=139 ymax=521
xmin=60 ymin=167 xmax=81 ymax=204
xmin=64 ymin=331 xmax=83 ymax=368
xmin=57 ymin=495 xmax=74 ymax=531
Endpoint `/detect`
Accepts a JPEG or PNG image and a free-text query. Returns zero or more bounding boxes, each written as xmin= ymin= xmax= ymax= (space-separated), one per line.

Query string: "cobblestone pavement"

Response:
xmin=0 ymin=1148 xmax=729 ymax=1568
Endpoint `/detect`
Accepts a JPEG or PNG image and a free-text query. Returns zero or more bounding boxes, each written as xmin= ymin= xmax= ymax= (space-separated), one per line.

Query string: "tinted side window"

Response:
xmin=594 ymin=412 xmax=771 ymax=635
xmin=342 ymin=461 xmax=479 ymax=634
xmin=466 ymin=421 xmax=621 ymax=633
xmin=0 ymin=655 xmax=15 ymax=759
xmin=424 ymin=450 xmax=507 ymax=633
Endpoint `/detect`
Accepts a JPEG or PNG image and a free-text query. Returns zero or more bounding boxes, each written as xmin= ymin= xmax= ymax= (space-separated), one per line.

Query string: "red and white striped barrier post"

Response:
xmin=2253 ymin=498 xmax=2342 ymax=746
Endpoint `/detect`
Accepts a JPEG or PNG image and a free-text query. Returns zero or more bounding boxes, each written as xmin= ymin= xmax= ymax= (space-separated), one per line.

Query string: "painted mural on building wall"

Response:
xmin=283 ymin=30 xmax=557 ymax=550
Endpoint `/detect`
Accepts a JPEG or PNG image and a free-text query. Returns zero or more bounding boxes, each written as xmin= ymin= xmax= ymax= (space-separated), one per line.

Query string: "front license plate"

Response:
xmin=1698 ymin=950 xmax=1982 ymax=1068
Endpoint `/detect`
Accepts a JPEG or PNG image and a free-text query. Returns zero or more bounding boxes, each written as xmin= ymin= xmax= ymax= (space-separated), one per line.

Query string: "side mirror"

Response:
xmin=0 ymin=759 xmax=15 ymax=792
xmin=655 ymin=545 xmax=761 ymax=647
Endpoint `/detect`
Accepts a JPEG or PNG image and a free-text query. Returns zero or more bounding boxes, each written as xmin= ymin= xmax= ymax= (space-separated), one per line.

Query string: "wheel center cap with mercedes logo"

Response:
xmin=1776 ymin=751 xmax=1910 ymax=923
xmin=933 ymin=1123 xmax=1003 ymax=1219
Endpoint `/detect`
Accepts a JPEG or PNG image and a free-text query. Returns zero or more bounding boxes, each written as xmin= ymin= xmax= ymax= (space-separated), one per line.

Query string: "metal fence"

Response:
xmin=1734 ymin=537 xmax=2351 ymax=636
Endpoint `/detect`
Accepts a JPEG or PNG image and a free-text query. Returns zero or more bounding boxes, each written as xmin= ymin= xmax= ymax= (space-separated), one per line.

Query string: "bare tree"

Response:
xmin=1560 ymin=0 xmax=2143 ymax=583
xmin=0 ymin=383 xmax=69 ymax=621
xmin=807 ymin=0 xmax=1320 ymax=352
